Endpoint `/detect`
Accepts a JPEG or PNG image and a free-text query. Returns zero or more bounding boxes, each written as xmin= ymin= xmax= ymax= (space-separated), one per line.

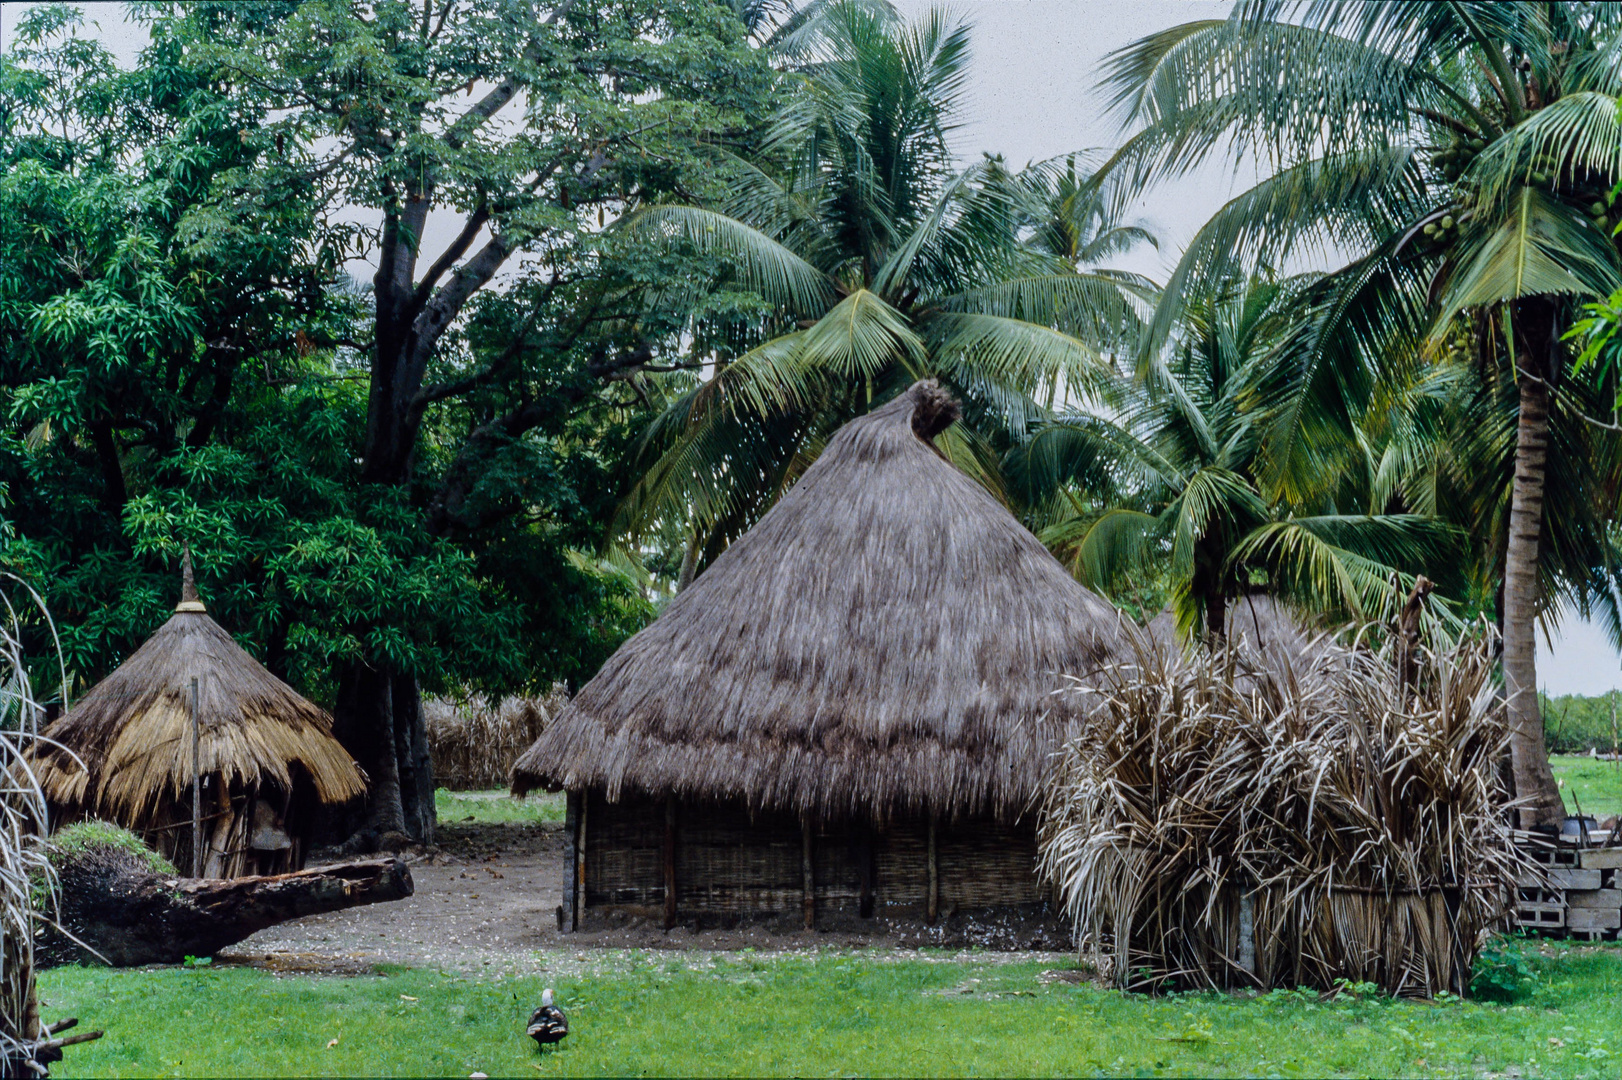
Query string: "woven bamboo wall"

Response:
xmin=578 ymin=789 xmax=1046 ymax=921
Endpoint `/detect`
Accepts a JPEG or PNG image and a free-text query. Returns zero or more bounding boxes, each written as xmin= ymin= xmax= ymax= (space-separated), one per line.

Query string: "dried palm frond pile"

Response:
xmin=1038 ymin=624 xmax=1530 ymax=997
xmin=426 ymin=686 xmax=567 ymax=791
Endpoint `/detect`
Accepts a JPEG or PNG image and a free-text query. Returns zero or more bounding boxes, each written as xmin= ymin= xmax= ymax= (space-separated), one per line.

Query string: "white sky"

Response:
xmin=8 ymin=0 xmax=1621 ymax=694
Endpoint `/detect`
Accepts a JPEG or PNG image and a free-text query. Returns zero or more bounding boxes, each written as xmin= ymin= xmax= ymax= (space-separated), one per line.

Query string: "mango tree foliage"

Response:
xmin=0 ymin=1 xmax=770 ymax=843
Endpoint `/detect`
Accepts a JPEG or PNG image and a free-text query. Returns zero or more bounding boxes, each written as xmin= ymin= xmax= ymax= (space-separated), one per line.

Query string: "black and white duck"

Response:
xmin=527 ymin=989 xmax=568 ymax=1051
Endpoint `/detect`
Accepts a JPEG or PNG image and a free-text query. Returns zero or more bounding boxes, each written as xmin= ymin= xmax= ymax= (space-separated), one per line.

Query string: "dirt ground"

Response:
xmin=217 ymin=820 xmax=1070 ymax=974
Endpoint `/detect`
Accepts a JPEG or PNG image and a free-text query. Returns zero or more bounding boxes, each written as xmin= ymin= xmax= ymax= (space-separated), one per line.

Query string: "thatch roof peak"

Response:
xmin=176 ymin=546 xmax=204 ymax=613
xmin=31 ymin=603 xmax=364 ymax=824
xmin=513 ymin=379 xmax=1126 ymax=823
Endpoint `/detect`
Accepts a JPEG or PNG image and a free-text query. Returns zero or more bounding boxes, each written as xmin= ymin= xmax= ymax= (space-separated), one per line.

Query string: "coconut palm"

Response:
xmin=1100 ymin=0 xmax=1622 ymax=828
xmin=614 ymin=1 xmax=1154 ymax=561
xmin=1013 ymin=275 xmax=1454 ymax=641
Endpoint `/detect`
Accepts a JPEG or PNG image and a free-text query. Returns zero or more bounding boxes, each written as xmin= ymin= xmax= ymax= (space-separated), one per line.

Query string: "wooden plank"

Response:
xmin=801 ymin=816 xmax=815 ymax=930
xmin=663 ymin=796 xmax=677 ymax=930
xmin=1567 ymin=907 xmax=1622 ymax=931
xmin=926 ymin=818 xmax=938 ymax=925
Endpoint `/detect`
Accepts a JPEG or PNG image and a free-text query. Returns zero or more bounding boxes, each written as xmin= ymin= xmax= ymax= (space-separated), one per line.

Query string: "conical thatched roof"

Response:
xmin=31 ymin=556 xmax=365 ymax=823
xmin=513 ymin=380 xmax=1125 ymax=823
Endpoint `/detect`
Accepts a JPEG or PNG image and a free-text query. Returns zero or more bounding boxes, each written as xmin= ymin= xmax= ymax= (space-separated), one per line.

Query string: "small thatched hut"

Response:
xmin=513 ymin=380 xmax=1124 ymax=932
xmin=30 ymin=558 xmax=365 ymax=877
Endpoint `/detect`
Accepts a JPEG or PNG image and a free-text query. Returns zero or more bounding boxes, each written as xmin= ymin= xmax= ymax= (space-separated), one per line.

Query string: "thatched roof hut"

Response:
xmin=30 ymin=557 xmax=364 ymax=877
xmin=515 ymin=380 xmax=1125 ymax=934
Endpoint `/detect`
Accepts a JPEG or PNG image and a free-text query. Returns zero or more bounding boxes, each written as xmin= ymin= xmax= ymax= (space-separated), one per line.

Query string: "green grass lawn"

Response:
xmin=433 ymin=788 xmax=564 ymax=825
xmin=1552 ymin=754 xmax=1622 ymax=817
xmin=39 ymin=939 xmax=1622 ymax=1078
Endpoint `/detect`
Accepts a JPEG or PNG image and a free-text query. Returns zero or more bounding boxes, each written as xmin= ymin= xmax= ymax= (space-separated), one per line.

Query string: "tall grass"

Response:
xmin=0 ymin=573 xmax=64 ymax=1065
xmin=1039 ymin=625 xmax=1531 ymax=997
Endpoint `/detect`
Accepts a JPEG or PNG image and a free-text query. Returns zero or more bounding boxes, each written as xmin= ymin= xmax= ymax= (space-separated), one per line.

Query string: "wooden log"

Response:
xmin=801 ymin=816 xmax=815 ymax=930
xmin=39 ymin=847 xmax=412 ymax=968
xmin=663 ymin=796 xmax=677 ymax=930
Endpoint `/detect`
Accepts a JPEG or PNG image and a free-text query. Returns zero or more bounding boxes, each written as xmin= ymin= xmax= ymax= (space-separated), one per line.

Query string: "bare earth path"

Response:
xmin=218 ymin=820 xmax=1067 ymax=974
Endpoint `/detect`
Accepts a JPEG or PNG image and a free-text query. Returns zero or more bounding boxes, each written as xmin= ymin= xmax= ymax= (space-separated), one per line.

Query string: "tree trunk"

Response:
xmin=393 ymin=672 xmax=436 ymax=845
xmin=331 ymin=664 xmax=436 ymax=848
xmin=39 ymin=853 xmax=413 ymax=968
xmin=1504 ymin=300 xmax=1567 ymax=831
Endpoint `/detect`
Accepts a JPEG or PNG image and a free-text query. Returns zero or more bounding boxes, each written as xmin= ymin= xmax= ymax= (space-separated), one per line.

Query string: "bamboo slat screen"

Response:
xmin=579 ymin=790 xmax=1047 ymax=921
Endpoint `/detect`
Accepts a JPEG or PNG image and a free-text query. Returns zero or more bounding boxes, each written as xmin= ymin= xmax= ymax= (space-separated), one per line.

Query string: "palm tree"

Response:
xmin=613 ymin=1 xmax=1153 ymax=562
xmin=1012 ymin=274 xmax=1453 ymax=641
xmin=1100 ymin=1 xmax=1622 ymax=828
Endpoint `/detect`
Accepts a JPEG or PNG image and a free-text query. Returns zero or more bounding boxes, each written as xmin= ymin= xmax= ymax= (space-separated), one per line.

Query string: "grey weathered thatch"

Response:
xmin=29 ymin=557 xmax=365 ymax=876
xmin=513 ymin=380 xmax=1123 ymax=824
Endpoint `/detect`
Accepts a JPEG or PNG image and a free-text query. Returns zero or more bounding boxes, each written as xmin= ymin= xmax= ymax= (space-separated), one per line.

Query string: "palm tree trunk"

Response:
xmin=1503 ymin=363 xmax=1566 ymax=831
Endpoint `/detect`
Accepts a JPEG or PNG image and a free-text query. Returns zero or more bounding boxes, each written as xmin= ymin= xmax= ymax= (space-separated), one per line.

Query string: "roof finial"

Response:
xmin=176 ymin=545 xmax=206 ymax=613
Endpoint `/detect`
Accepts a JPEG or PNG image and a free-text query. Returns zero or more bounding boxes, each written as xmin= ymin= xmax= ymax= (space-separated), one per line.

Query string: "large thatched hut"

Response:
xmin=513 ymin=380 xmax=1124 ymax=932
xmin=29 ymin=558 xmax=365 ymax=877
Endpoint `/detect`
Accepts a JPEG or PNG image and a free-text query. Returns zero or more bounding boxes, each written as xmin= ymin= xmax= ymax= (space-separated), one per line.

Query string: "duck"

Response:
xmin=527 ymin=988 xmax=568 ymax=1051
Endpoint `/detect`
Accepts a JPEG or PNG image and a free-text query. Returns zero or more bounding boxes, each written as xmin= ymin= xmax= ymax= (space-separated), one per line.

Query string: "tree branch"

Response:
xmin=441 ymin=0 xmax=580 ymax=151
xmin=408 ymin=199 xmax=490 ymax=320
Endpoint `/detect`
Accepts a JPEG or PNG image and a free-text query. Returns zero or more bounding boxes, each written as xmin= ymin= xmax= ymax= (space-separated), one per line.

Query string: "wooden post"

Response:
xmin=189 ymin=676 xmax=200 ymax=878
xmin=574 ymin=792 xmax=588 ymax=931
xmin=801 ymin=816 xmax=815 ymax=930
xmin=560 ymin=792 xmax=578 ymax=931
xmin=663 ymin=796 xmax=677 ymax=930
xmin=856 ymin=823 xmax=873 ymax=919
xmin=926 ymin=817 xmax=938 ymax=925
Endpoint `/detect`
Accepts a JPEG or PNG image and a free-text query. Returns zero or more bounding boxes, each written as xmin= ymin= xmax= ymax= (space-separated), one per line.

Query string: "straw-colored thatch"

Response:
xmin=1038 ymin=625 xmax=1529 ymax=997
xmin=513 ymin=379 xmax=1124 ymax=824
xmin=28 ymin=558 xmax=364 ymax=876
xmin=426 ymin=686 xmax=567 ymax=790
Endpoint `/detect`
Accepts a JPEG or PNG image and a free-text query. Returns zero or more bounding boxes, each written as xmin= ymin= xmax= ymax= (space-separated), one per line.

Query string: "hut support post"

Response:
xmin=856 ymin=825 xmax=873 ymax=919
xmin=189 ymin=676 xmax=200 ymax=878
xmin=801 ymin=816 xmax=815 ymax=930
xmin=926 ymin=817 xmax=938 ymax=925
xmin=662 ymin=796 xmax=677 ymax=930
xmin=574 ymin=793 xmax=588 ymax=931
xmin=560 ymin=792 xmax=579 ymax=932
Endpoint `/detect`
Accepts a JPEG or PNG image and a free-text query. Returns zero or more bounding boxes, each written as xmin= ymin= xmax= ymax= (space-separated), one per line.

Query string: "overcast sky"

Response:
xmin=8 ymin=0 xmax=1622 ymax=694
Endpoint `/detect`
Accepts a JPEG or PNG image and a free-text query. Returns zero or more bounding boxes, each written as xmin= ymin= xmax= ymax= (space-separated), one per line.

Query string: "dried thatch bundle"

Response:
xmin=512 ymin=379 xmax=1124 ymax=825
xmin=1038 ymin=623 xmax=1529 ymax=997
xmin=28 ymin=558 xmax=364 ymax=877
xmin=425 ymin=686 xmax=567 ymax=791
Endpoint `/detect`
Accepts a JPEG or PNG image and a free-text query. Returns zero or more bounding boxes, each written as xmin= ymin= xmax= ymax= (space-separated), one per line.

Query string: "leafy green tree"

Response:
xmin=1014 ymin=275 xmax=1453 ymax=640
xmin=612 ymin=1 xmax=1154 ymax=562
xmin=103 ymin=0 xmax=784 ymax=843
xmin=1 ymin=2 xmax=754 ymax=844
xmin=1100 ymin=0 xmax=1622 ymax=828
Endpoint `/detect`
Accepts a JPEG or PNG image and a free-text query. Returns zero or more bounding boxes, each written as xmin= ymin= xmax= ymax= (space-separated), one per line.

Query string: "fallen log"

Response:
xmin=38 ymin=838 xmax=412 ymax=967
